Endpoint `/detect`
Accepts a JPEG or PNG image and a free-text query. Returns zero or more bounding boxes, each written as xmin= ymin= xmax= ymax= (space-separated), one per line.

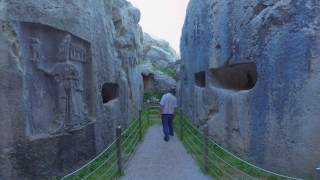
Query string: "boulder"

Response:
xmin=140 ymin=63 xmax=176 ymax=93
xmin=143 ymin=33 xmax=178 ymax=68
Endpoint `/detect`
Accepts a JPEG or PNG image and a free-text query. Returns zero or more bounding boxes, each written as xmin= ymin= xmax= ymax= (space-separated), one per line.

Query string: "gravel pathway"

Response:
xmin=120 ymin=125 xmax=212 ymax=180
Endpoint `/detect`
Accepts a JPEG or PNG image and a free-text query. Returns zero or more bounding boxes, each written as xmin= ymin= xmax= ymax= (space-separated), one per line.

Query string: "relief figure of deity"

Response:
xmin=30 ymin=35 xmax=89 ymax=135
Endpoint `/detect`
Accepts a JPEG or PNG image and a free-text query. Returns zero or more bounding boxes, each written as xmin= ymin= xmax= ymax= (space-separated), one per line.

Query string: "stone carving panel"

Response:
xmin=192 ymin=18 xmax=203 ymax=44
xmin=19 ymin=22 xmax=94 ymax=139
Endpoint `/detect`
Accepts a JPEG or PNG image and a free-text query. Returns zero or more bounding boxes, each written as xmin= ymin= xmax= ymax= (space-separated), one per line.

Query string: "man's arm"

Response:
xmin=160 ymin=95 xmax=165 ymax=115
xmin=160 ymin=105 xmax=164 ymax=115
xmin=173 ymin=108 xmax=176 ymax=117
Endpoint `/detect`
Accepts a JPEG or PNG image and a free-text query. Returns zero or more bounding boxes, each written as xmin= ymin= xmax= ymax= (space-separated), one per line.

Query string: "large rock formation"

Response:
xmin=140 ymin=33 xmax=178 ymax=94
xmin=180 ymin=0 xmax=320 ymax=178
xmin=143 ymin=33 xmax=178 ymax=69
xmin=0 ymin=0 xmax=143 ymax=179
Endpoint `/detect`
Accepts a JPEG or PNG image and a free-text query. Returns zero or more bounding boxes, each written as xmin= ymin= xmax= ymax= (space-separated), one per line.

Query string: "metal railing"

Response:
xmin=316 ymin=167 xmax=320 ymax=180
xmin=176 ymin=110 xmax=302 ymax=180
xmin=61 ymin=105 xmax=159 ymax=180
xmin=61 ymin=103 xmax=304 ymax=180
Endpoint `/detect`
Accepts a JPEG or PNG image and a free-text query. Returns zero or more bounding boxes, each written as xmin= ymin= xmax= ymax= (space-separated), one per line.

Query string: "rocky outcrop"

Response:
xmin=140 ymin=63 xmax=176 ymax=93
xmin=180 ymin=0 xmax=320 ymax=178
xmin=0 ymin=0 xmax=143 ymax=179
xmin=140 ymin=33 xmax=178 ymax=94
xmin=143 ymin=33 xmax=178 ymax=69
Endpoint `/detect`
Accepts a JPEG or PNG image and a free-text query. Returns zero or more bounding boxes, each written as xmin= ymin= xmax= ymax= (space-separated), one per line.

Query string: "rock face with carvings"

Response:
xmin=140 ymin=33 xmax=178 ymax=94
xmin=0 ymin=0 xmax=143 ymax=179
xmin=179 ymin=0 xmax=319 ymax=178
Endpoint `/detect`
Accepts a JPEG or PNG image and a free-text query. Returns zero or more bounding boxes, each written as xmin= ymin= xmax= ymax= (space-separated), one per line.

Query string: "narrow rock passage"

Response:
xmin=120 ymin=125 xmax=212 ymax=180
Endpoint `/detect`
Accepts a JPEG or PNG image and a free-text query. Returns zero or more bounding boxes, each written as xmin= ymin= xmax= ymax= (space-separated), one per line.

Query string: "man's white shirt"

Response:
xmin=160 ymin=93 xmax=177 ymax=114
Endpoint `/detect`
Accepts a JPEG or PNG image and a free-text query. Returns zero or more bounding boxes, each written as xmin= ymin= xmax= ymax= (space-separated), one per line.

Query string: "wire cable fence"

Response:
xmin=61 ymin=104 xmax=160 ymax=180
xmin=59 ymin=103 xmax=302 ymax=180
xmin=175 ymin=111 xmax=303 ymax=180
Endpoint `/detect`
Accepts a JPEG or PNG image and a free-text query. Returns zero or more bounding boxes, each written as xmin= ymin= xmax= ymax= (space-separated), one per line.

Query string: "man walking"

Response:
xmin=160 ymin=89 xmax=177 ymax=142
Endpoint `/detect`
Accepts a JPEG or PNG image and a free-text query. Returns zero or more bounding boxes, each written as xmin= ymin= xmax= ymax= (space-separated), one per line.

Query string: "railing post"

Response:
xmin=116 ymin=126 xmax=123 ymax=174
xmin=203 ymin=124 xmax=209 ymax=172
xmin=146 ymin=106 xmax=149 ymax=124
xmin=179 ymin=109 xmax=184 ymax=142
xmin=138 ymin=110 xmax=142 ymax=141
xmin=148 ymin=106 xmax=151 ymax=126
xmin=316 ymin=166 xmax=320 ymax=180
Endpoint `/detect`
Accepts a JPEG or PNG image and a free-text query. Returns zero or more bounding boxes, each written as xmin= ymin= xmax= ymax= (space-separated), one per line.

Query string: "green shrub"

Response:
xmin=143 ymin=92 xmax=163 ymax=103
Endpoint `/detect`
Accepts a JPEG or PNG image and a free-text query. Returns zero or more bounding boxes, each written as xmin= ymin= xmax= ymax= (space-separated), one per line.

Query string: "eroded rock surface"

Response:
xmin=0 ymin=0 xmax=143 ymax=179
xmin=179 ymin=0 xmax=320 ymax=178
xmin=143 ymin=33 xmax=178 ymax=69
xmin=140 ymin=63 xmax=176 ymax=93
xmin=140 ymin=33 xmax=178 ymax=94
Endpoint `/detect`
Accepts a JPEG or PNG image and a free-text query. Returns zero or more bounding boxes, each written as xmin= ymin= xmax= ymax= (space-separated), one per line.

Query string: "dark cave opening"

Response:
xmin=194 ymin=71 xmax=206 ymax=88
xmin=142 ymin=74 xmax=155 ymax=92
xmin=210 ymin=63 xmax=257 ymax=90
xmin=102 ymin=83 xmax=119 ymax=104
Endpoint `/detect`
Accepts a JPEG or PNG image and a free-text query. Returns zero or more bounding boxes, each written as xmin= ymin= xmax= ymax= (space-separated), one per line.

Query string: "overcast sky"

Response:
xmin=128 ymin=0 xmax=190 ymax=54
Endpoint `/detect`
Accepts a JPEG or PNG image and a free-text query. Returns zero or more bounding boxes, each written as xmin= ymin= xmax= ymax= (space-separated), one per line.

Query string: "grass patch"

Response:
xmin=152 ymin=64 xmax=176 ymax=79
xmin=174 ymin=113 xmax=297 ymax=180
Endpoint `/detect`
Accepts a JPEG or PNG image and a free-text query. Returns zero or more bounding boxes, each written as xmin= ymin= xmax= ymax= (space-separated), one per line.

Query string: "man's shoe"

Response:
xmin=169 ymin=133 xmax=174 ymax=136
xmin=164 ymin=136 xmax=169 ymax=142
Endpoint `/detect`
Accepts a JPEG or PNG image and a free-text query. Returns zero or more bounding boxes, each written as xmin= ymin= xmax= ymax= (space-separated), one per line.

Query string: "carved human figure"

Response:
xmin=31 ymin=35 xmax=89 ymax=134
xmin=30 ymin=38 xmax=41 ymax=63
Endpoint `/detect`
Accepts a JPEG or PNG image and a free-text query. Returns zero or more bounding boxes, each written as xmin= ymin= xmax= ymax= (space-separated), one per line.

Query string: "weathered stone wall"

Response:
xmin=0 ymin=0 xmax=143 ymax=179
xmin=112 ymin=0 xmax=144 ymax=123
xmin=180 ymin=0 xmax=320 ymax=178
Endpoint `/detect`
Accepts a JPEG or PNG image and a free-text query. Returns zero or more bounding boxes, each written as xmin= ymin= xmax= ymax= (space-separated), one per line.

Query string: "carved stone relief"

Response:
xmin=19 ymin=22 xmax=94 ymax=139
xmin=192 ymin=18 xmax=202 ymax=44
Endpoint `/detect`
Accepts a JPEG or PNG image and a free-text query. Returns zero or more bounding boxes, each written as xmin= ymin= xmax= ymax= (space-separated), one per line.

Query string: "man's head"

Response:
xmin=169 ymin=88 xmax=176 ymax=95
xmin=57 ymin=34 xmax=72 ymax=62
xmin=31 ymin=38 xmax=40 ymax=45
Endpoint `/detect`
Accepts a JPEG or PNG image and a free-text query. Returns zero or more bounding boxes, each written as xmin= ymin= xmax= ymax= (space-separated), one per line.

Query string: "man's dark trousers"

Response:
xmin=161 ymin=114 xmax=174 ymax=140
